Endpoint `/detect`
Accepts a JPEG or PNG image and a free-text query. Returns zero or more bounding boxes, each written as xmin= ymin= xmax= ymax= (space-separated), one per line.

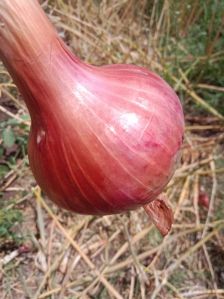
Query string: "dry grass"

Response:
xmin=0 ymin=1 xmax=224 ymax=298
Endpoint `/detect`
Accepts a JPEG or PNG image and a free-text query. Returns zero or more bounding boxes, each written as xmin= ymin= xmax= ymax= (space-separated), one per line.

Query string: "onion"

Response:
xmin=0 ymin=0 xmax=184 ymax=235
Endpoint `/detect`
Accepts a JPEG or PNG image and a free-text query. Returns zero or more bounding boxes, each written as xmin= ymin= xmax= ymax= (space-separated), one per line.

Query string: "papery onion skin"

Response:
xmin=0 ymin=0 xmax=184 ymax=215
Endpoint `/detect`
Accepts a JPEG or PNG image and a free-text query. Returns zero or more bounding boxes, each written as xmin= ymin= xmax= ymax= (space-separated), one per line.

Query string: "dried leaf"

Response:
xmin=144 ymin=194 xmax=173 ymax=236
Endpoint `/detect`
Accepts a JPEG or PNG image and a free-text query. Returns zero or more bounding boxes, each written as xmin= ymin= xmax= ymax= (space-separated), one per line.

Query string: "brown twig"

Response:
xmin=33 ymin=187 xmax=123 ymax=299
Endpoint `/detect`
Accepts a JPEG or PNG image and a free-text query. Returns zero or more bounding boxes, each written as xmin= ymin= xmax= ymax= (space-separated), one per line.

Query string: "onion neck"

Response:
xmin=0 ymin=0 xmax=82 ymax=123
xmin=0 ymin=0 xmax=57 ymax=63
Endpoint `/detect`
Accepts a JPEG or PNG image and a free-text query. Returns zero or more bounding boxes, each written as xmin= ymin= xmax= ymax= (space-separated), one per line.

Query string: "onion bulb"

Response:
xmin=0 ymin=0 xmax=184 ymax=235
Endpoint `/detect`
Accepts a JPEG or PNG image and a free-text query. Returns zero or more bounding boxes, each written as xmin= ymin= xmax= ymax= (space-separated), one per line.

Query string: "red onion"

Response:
xmin=0 ymin=0 xmax=184 ymax=235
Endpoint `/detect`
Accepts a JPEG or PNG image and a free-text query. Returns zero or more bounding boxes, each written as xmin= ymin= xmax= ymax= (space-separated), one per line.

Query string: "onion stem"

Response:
xmin=0 ymin=0 xmax=56 ymax=63
xmin=0 ymin=0 xmax=62 ymax=118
